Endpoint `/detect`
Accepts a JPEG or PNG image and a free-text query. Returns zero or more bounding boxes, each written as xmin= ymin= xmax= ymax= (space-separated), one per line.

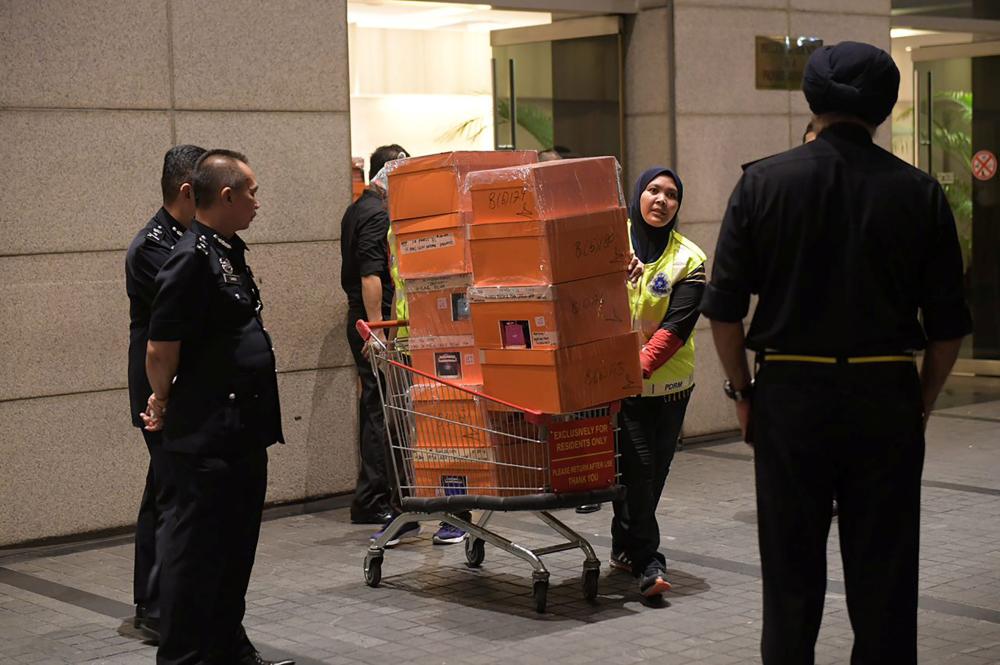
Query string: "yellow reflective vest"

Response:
xmin=387 ymin=225 xmax=409 ymax=339
xmin=627 ymin=220 xmax=707 ymax=397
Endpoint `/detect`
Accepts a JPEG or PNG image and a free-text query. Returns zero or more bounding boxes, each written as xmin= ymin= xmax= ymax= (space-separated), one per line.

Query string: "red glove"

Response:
xmin=640 ymin=329 xmax=684 ymax=378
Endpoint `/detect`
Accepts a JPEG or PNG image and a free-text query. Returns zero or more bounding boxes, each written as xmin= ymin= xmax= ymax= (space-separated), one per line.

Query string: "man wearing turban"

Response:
xmin=701 ymin=41 xmax=971 ymax=664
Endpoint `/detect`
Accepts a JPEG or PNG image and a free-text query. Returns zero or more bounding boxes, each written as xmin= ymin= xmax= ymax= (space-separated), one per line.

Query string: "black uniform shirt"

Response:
xmin=340 ymin=189 xmax=394 ymax=317
xmin=149 ymin=219 xmax=284 ymax=455
xmin=125 ymin=207 xmax=186 ymax=427
xmin=701 ymin=123 xmax=972 ymax=354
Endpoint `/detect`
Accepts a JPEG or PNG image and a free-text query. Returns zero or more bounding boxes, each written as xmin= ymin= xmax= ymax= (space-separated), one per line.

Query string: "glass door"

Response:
xmin=915 ymin=44 xmax=1000 ymax=375
xmin=491 ymin=16 xmax=623 ymax=162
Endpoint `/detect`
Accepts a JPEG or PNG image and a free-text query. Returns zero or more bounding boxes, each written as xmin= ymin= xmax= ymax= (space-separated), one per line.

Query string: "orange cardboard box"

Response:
xmin=466 ymin=157 xmax=623 ymax=224
xmin=480 ymin=332 xmax=642 ymax=414
xmin=387 ymin=150 xmax=537 ymax=221
xmin=468 ymin=271 xmax=630 ymax=350
xmin=393 ymin=211 xmax=471 ymax=278
xmin=409 ymin=335 xmax=482 ymax=385
xmin=407 ymin=274 xmax=473 ymax=338
xmin=468 ymin=206 xmax=629 ymax=286
xmin=410 ymin=382 xmax=489 ymax=448
xmin=410 ymin=438 xmax=547 ymax=498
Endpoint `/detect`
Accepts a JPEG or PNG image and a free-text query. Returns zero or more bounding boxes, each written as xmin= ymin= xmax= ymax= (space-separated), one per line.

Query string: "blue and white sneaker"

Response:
xmin=370 ymin=521 xmax=420 ymax=547
xmin=432 ymin=522 xmax=467 ymax=545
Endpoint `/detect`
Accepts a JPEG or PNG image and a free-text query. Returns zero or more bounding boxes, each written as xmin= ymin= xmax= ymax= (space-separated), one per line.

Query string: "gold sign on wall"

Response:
xmin=755 ymin=36 xmax=823 ymax=90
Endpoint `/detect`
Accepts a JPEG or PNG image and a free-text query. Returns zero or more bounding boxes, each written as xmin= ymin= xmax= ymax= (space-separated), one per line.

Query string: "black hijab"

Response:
xmin=629 ymin=166 xmax=683 ymax=263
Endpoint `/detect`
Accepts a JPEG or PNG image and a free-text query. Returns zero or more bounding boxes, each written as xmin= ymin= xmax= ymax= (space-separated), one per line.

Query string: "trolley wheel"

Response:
xmin=465 ymin=537 xmax=485 ymax=568
xmin=582 ymin=567 xmax=600 ymax=601
xmin=364 ymin=551 xmax=383 ymax=587
xmin=532 ymin=579 xmax=549 ymax=613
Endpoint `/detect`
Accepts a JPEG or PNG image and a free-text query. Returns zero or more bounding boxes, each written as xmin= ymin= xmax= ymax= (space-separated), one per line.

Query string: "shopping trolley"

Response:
xmin=357 ymin=320 xmax=625 ymax=613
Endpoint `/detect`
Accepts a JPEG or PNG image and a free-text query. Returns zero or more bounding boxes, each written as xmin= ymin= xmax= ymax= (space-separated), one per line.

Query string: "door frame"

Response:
xmin=912 ymin=39 xmax=1000 ymax=378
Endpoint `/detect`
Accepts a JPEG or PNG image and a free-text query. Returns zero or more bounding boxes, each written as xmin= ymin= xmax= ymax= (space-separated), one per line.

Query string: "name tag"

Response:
xmin=223 ymin=274 xmax=241 ymax=285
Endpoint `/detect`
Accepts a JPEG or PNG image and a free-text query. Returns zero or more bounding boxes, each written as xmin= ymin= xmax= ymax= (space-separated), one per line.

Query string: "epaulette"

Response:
xmin=195 ymin=235 xmax=210 ymax=256
xmin=146 ymin=225 xmax=164 ymax=243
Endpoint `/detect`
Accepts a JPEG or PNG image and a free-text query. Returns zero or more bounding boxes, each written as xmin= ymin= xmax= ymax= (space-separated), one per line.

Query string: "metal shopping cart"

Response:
xmin=357 ymin=320 xmax=625 ymax=613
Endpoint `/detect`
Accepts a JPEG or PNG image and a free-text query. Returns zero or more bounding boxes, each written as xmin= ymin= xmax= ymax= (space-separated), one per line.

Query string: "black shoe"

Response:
xmin=638 ymin=562 xmax=672 ymax=598
xmin=575 ymin=504 xmax=601 ymax=514
xmin=238 ymin=652 xmax=295 ymax=665
xmin=133 ymin=605 xmax=160 ymax=643
xmin=351 ymin=509 xmax=393 ymax=525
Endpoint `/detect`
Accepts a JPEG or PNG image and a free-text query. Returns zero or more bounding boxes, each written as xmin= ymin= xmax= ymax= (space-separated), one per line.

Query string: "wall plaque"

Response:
xmin=755 ymin=36 xmax=823 ymax=90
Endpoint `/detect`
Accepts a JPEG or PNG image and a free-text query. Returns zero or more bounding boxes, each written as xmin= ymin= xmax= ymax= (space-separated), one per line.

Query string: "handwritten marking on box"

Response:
xmin=400 ymin=233 xmax=456 ymax=254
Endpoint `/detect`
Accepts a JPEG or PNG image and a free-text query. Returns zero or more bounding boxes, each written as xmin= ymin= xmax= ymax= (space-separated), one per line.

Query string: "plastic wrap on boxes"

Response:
xmin=406 ymin=274 xmax=473 ymax=338
xmin=464 ymin=156 xmax=625 ymax=224
xmin=468 ymin=206 xmax=630 ymax=286
xmin=408 ymin=335 xmax=482 ymax=385
xmin=468 ymin=271 xmax=631 ymax=350
xmin=479 ymin=332 xmax=643 ymax=414
xmin=392 ymin=211 xmax=472 ymax=278
xmin=385 ymin=150 xmax=537 ymax=221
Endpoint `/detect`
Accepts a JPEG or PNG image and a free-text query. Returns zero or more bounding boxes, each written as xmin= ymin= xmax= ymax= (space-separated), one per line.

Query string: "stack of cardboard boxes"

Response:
xmin=466 ymin=157 xmax=643 ymax=415
xmin=386 ymin=151 xmax=536 ymax=496
xmin=388 ymin=152 xmax=641 ymax=497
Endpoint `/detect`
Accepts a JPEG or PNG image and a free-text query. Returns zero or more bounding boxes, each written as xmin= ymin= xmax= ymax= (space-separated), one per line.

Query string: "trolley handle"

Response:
xmin=355 ymin=319 xmax=407 ymax=341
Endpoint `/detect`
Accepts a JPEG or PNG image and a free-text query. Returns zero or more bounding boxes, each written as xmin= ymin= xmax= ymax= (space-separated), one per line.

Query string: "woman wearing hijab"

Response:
xmin=612 ymin=166 xmax=707 ymax=598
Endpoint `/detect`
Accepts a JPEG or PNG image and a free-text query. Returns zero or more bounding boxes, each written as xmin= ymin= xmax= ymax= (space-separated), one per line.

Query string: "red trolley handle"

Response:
xmin=355 ymin=319 xmax=407 ymax=341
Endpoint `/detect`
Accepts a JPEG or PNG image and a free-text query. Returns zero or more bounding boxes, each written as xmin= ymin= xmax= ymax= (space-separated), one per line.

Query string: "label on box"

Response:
xmin=437 ymin=297 xmax=449 ymax=310
xmin=534 ymin=316 xmax=546 ymax=327
xmin=400 ymin=232 xmax=456 ymax=254
xmin=452 ymin=293 xmax=470 ymax=321
xmin=500 ymin=320 xmax=531 ymax=349
xmin=531 ymin=331 xmax=559 ymax=347
xmin=468 ymin=284 xmax=553 ymax=302
xmin=435 ymin=352 xmax=462 ymax=379
xmin=407 ymin=274 xmax=472 ymax=292
xmin=413 ymin=448 xmax=494 ymax=463
xmin=548 ymin=417 xmax=616 ymax=493
xmin=408 ymin=335 xmax=476 ymax=350
xmin=441 ymin=475 xmax=468 ymax=496
xmin=464 ymin=353 xmax=476 ymax=365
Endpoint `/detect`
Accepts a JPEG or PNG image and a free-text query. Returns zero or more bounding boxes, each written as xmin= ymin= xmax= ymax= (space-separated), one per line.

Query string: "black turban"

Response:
xmin=802 ymin=41 xmax=900 ymax=127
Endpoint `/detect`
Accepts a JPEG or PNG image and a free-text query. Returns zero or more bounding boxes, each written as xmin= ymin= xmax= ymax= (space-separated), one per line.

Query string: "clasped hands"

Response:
xmin=141 ymin=394 xmax=169 ymax=432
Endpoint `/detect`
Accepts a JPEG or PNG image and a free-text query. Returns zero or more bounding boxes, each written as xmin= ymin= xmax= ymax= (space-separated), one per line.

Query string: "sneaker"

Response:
xmin=638 ymin=563 xmax=672 ymax=598
xmin=432 ymin=522 xmax=467 ymax=545
xmin=370 ymin=521 xmax=420 ymax=547
xmin=609 ymin=550 xmax=633 ymax=574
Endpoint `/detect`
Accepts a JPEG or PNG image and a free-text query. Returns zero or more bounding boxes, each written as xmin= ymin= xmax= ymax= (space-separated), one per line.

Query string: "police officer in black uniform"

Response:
xmin=701 ymin=42 xmax=972 ymax=664
xmin=144 ymin=149 xmax=293 ymax=665
xmin=125 ymin=143 xmax=205 ymax=638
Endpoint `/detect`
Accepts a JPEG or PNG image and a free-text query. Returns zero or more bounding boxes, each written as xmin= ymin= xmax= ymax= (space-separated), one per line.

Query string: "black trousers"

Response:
xmin=157 ymin=448 xmax=268 ymax=665
xmin=611 ymin=392 xmax=691 ymax=576
xmin=347 ymin=314 xmax=399 ymax=517
xmin=753 ymin=362 xmax=924 ymax=665
xmin=134 ymin=429 xmax=174 ymax=615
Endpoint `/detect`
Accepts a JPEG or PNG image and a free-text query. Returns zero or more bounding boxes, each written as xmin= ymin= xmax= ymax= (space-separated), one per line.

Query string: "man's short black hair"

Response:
xmin=369 ymin=144 xmax=408 ymax=181
xmin=192 ymin=149 xmax=250 ymax=208
xmin=161 ymin=144 xmax=207 ymax=203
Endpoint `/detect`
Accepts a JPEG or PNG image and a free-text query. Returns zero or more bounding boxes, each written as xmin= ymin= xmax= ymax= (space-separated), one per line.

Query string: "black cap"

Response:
xmin=802 ymin=41 xmax=900 ymax=127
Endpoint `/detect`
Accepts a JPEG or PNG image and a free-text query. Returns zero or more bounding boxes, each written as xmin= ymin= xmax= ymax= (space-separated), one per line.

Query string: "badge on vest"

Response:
xmin=219 ymin=257 xmax=234 ymax=274
xmin=648 ymin=272 xmax=672 ymax=298
xmin=223 ymin=273 xmax=241 ymax=285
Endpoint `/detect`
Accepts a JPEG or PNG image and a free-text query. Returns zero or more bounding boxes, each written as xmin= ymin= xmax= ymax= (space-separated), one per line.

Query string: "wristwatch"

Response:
xmin=723 ymin=379 xmax=754 ymax=401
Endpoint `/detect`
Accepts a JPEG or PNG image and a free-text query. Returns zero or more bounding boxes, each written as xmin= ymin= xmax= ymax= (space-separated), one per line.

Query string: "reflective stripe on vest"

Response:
xmin=387 ymin=225 xmax=409 ymax=339
xmin=627 ymin=220 xmax=707 ymax=397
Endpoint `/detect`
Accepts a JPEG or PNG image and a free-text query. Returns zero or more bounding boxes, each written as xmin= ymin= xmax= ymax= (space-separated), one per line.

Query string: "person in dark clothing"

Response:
xmin=341 ymin=144 xmax=407 ymax=527
xmin=124 ymin=143 xmax=205 ymax=640
xmin=701 ymin=42 xmax=972 ymax=665
xmin=611 ymin=167 xmax=707 ymax=598
xmin=144 ymin=149 xmax=293 ymax=665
